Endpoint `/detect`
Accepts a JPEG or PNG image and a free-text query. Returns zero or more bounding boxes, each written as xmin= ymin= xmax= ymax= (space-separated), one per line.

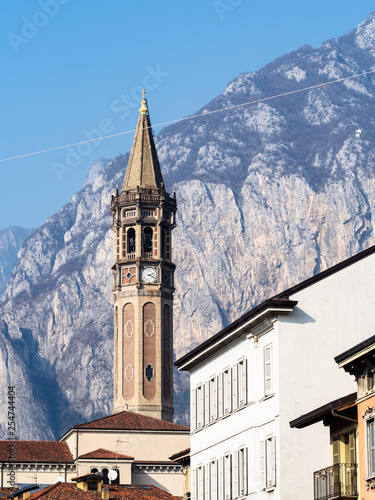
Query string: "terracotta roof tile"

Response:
xmin=169 ymin=448 xmax=190 ymax=461
xmin=28 ymin=482 xmax=182 ymax=499
xmin=71 ymin=411 xmax=189 ymax=432
xmin=0 ymin=487 xmax=17 ymax=498
xmin=0 ymin=441 xmax=73 ymax=463
xmin=78 ymin=448 xmax=133 ymax=460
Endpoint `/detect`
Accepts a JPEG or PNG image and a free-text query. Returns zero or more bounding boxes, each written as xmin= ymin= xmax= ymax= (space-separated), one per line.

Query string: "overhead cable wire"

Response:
xmin=1 ymin=68 xmax=375 ymax=164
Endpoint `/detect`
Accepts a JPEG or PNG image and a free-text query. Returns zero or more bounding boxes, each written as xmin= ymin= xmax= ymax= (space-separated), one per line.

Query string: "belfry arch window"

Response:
xmin=144 ymin=227 xmax=153 ymax=254
xmin=127 ymin=228 xmax=136 ymax=254
xmin=102 ymin=468 xmax=109 ymax=484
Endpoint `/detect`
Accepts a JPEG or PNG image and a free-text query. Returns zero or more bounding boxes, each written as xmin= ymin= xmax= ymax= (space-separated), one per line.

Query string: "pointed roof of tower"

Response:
xmin=122 ymin=90 xmax=165 ymax=191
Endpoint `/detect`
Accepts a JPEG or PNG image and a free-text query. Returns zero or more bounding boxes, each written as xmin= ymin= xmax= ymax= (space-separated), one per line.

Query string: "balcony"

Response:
xmin=314 ymin=463 xmax=357 ymax=500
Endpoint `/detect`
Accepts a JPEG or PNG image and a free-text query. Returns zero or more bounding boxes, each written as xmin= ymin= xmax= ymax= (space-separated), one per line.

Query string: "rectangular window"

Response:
xmin=210 ymin=460 xmax=218 ymax=500
xmin=218 ymin=374 xmax=223 ymax=419
xmin=264 ymin=345 xmax=273 ymax=396
xmin=205 ymin=382 xmax=210 ymax=426
xmin=367 ymin=373 xmax=374 ymax=392
xmin=192 ymin=388 xmax=197 ymax=431
xmin=197 ymin=385 xmax=204 ymax=429
xmin=223 ymin=369 xmax=232 ymax=415
xmin=218 ymin=458 xmax=223 ymax=500
xmin=238 ymin=447 xmax=248 ymax=496
xmin=260 ymin=436 xmax=276 ymax=490
xmin=368 ymin=419 xmax=375 ymax=476
xmin=209 ymin=377 xmax=218 ymax=422
xmin=142 ymin=209 xmax=154 ymax=217
xmin=238 ymin=359 xmax=247 ymax=407
xmin=224 ymin=454 xmax=231 ymax=500
xmin=126 ymin=210 xmax=136 ymax=218
xmin=197 ymin=466 xmax=205 ymax=500
xmin=232 ymin=364 xmax=238 ymax=411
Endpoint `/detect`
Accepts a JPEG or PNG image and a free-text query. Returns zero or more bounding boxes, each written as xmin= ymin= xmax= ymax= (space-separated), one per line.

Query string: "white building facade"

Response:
xmin=176 ymin=246 xmax=375 ymax=500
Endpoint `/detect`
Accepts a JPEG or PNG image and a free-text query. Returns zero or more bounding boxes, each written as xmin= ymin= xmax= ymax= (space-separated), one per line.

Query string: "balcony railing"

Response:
xmin=314 ymin=463 xmax=358 ymax=500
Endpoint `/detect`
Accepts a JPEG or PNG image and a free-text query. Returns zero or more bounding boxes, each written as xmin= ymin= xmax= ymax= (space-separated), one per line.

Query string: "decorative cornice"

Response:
xmin=363 ymin=407 xmax=375 ymax=420
xmin=366 ymin=476 xmax=375 ymax=490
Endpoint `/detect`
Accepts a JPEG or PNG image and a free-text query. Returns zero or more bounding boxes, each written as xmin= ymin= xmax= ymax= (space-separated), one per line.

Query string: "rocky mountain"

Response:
xmin=0 ymin=226 xmax=32 ymax=296
xmin=2 ymin=13 xmax=375 ymax=439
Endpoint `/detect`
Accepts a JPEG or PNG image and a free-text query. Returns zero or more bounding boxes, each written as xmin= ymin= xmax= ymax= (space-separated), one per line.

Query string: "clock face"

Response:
xmin=142 ymin=267 xmax=157 ymax=283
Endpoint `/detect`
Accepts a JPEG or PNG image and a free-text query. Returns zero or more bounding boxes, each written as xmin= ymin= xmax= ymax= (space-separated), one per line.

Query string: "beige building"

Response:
xmin=0 ymin=93 xmax=189 ymax=495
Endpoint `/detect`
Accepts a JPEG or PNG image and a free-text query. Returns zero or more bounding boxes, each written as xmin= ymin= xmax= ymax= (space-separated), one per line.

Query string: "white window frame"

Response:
xmin=218 ymin=373 xmax=223 ymax=419
xmin=238 ymin=447 xmax=248 ymax=496
xmin=367 ymin=418 xmax=375 ymax=477
xmin=223 ymin=454 xmax=232 ymax=500
xmin=223 ymin=368 xmax=232 ymax=415
xmin=232 ymin=364 xmax=238 ymax=411
xmin=264 ymin=345 xmax=273 ymax=396
xmin=260 ymin=436 xmax=276 ymax=490
xmin=192 ymin=388 xmax=197 ymax=431
xmin=205 ymin=381 xmax=210 ymax=426
xmin=209 ymin=460 xmax=218 ymax=500
xmin=197 ymin=465 xmax=205 ymax=500
xmin=209 ymin=377 xmax=218 ymax=423
xmin=238 ymin=358 xmax=247 ymax=407
xmin=196 ymin=385 xmax=205 ymax=429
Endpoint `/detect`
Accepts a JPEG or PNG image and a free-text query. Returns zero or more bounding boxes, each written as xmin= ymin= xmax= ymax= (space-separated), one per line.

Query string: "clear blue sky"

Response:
xmin=0 ymin=0 xmax=374 ymax=229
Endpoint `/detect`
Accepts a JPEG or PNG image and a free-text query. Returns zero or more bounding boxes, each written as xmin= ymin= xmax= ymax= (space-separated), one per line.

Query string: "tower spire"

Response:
xmin=122 ymin=91 xmax=164 ymax=191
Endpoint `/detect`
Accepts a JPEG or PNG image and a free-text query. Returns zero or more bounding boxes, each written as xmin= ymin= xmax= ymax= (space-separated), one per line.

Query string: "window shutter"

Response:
xmin=233 ymin=451 xmax=238 ymax=499
xmin=199 ymin=386 xmax=204 ymax=428
xmin=218 ymin=458 xmax=223 ymax=500
xmin=226 ymin=369 xmax=232 ymax=414
xmin=349 ymin=429 xmax=356 ymax=463
xmin=259 ymin=440 xmax=266 ymax=490
xmin=225 ymin=455 xmax=231 ymax=500
xmin=232 ymin=365 xmax=238 ymax=411
xmin=369 ymin=420 xmax=375 ymax=476
xmin=269 ymin=437 xmax=276 ymax=488
xmin=212 ymin=461 xmax=218 ymax=500
xmin=213 ymin=378 xmax=218 ymax=421
xmin=200 ymin=466 xmax=204 ymax=500
xmin=243 ymin=447 xmax=248 ymax=495
xmin=192 ymin=468 xmax=196 ymax=500
xmin=205 ymin=382 xmax=209 ymax=426
xmin=332 ymin=435 xmax=340 ymax=465
xmin=192 ymin=388 xmax=196 ymax=431
xmin=264 ymin=346 xmax=272 ymax=396
xmin=241 ymin=359 xmax=247 ymax=406
xmin=205 ymin=464 xmax=210 ymax=500
xmin=218 ymin=373 xmax=223 ymax=418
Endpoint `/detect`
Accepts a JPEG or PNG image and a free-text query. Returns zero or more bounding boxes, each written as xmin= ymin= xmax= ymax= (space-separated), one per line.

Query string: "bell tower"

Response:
xmin=110 ymin=91 xmax=177 ymax=422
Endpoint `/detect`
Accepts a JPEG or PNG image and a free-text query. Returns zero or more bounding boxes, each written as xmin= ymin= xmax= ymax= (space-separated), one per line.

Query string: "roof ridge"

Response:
xmin=28 ymin=482 xmax=59 ymax=499
xmin=0 ymin=440 xmax=66 ymax=444
xmin=70 ymin=409 xmax=189 ymax=431
xmin=274 ymin=243 xmax=375 ymax=299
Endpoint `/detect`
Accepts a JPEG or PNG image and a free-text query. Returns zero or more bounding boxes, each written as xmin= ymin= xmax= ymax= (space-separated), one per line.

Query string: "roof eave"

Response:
xmin=289 ymin=392 xmax=357 ymax=429
xmin=175 ymin=299 xmax=297 ymax=372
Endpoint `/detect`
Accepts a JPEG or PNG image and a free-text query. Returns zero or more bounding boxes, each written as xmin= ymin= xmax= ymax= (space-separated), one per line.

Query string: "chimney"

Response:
xmin=102 ymin=486 xmax=110 ymax=499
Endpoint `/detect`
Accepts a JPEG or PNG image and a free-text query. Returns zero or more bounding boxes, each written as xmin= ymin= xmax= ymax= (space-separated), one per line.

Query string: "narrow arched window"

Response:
xmin=112 ymin=468 xmax=120 ymax=485
xmin=102 ymin=468 xmax=109 ymax=484
xmin=144 ymin=227 xmax=153 ymax=254
xmin=127 ymin=228 xmax=135 ymax=254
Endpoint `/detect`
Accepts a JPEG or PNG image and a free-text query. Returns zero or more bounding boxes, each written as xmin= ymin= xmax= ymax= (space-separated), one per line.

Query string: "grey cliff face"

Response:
xmin=2 ymin=13 xmax=375 ymax=438
xmin=0 ymin=227 xmax=32 ymax=297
